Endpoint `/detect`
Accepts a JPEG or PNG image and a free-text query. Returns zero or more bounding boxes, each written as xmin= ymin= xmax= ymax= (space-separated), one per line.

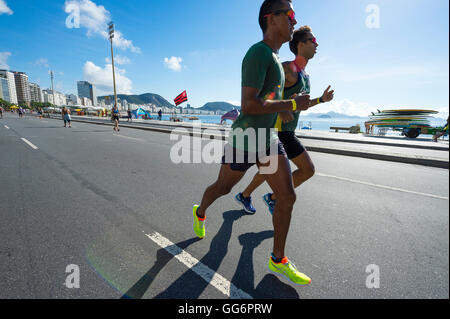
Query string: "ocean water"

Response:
xmin=157 ymin=114 xmax=448 ymax=133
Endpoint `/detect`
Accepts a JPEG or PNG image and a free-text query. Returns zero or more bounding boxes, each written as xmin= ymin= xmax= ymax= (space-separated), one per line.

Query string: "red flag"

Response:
xmin=174 ymin=90 xmax=188 ymax=106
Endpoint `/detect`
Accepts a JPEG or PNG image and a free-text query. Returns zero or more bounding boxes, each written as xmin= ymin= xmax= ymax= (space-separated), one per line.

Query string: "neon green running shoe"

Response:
xmin=193 ymin=205 xmax=205 ymax=239
xmin=268 ymin=256 xmax=311 ymax=285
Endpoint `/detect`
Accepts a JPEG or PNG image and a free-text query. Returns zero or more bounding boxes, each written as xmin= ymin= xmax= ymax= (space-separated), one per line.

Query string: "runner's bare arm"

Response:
xmin=307 ymin=85 xmax=335 ymax=109
xmin=277 ymin=63 xmax=300 ymax=122
xmin=282 ymin=62 xmax=297 ymax=88
xmin=241 ymin=86 xmax=309 ymax=115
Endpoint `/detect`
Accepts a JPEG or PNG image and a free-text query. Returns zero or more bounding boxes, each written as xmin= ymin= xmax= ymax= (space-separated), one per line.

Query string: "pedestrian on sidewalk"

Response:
xmin=127 ymin=109 xmax=132 ymax=122
xmin=365 ymin=121 xmax=371 ymax=135
xmin=62 ymin=107 xmax=71 ymax=128
xmin=112 ymin=105 xmax=120 ymax=132
xmin=433 ymin=116 xmax=449 ymax=142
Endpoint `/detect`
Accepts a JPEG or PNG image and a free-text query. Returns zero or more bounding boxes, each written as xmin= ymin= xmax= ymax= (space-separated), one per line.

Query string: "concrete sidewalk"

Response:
xmin=40 ymin=114 xmax=449 ymax=169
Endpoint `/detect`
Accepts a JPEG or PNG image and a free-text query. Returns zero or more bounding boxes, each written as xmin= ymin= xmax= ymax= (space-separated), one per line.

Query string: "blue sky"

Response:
xmin=0 ymin=0 xmax=448 ymax=118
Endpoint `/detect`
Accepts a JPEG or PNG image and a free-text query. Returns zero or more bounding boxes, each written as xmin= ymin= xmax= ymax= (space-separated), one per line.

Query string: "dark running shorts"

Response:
xmin=278 ymin=131 xmax=305 ymax=159
xmin=113 ymin=115 xmax=120 ymax=121
xmin=221 ymin=142 xmax=287 ymax=172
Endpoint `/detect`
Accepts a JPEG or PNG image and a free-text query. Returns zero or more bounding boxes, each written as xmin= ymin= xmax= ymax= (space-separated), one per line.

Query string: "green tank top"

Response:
xmin=230 ymin=41 xmax=285 ymax=152
xmin=276 ymin=69 xmax=310 ymax=132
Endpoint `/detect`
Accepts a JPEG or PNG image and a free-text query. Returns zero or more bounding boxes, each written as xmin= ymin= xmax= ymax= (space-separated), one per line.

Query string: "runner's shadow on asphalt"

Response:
xmin=231 ymin=231 xmax=300 ymax=299
xmin=153 ymin=209 xmax=246 ymax=299
xmin=122 ymin=210 xmax=299 ymax=299
xmin=121 ymin=237 xmax=202 ymax=299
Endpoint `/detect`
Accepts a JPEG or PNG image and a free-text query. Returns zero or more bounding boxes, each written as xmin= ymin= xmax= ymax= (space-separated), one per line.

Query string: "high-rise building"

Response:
xmin=42 ymin=89 xmax=66 ymax=106
xmin=12 ymin=71 xmax=31 ymax=106
xmin=77 ymin=81 xmax=97 ymax=106
xmin=42 ymin=90 xmax=54 ymax=105
xmin=80 ymin=97 xmax=92 ymax=106
xmin=0 ymin=69 xmax=18 ymax=104
xmin=66 ymin=94 xmax=81 ymax=106
xmin=0 ymin=77 xmax=10 ymax=102
xmin=29 ymin=83 xmax=42 ymax=103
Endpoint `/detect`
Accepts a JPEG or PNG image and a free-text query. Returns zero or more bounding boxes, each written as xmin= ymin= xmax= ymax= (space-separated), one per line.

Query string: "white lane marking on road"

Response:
xmin=145 ymin=231 xmax=253 ymax=299
xmin=4 ymin=125 xmax=9 ymax=129
xmin=21 ymin=138 xmax=39 ymax=150
xmin=317 ymin=172 xmax=449 ymax=201
xmin=115 ymin=134 xmax=145 ymax=142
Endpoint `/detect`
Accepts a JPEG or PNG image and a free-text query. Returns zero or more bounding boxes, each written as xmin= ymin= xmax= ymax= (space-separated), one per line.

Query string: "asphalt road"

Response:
xmin=0 ymin=113 xmax=448 ymax=299
xmin=45 ymin=114 xmax=450 ymax=169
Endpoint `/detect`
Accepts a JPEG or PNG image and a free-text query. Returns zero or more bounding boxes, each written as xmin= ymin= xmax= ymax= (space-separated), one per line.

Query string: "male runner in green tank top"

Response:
xmin=235 ymin=26 xmax=335 ymax=215
xmin=193 ymin=0 xmax=314 ymax=285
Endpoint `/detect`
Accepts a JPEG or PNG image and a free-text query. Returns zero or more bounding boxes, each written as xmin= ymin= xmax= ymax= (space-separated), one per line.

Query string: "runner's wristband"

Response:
xmin=292 ymin=99 xmax=297 ymax=111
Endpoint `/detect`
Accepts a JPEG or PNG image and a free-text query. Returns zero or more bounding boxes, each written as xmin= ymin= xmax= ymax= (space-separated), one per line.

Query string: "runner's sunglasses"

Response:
xmin=303 ymin=37 xmax=318 ymax=45
xmin=264 ymin=9 xmax=296 ymax=22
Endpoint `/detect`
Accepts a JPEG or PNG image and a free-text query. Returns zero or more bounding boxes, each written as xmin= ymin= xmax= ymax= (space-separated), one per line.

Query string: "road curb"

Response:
xmin=46 ymin=115 xmax=449 ymax=169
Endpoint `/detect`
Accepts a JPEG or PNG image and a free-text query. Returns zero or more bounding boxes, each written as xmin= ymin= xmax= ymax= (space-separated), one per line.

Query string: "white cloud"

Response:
xmin=105 ymin=54 xmax=131 ymax=65
xmin=0 ymin=0 xmax=13 ymax=15
xmin=303 ymin=98 xmax=373 ymax=117
xmin=225 ymin=101 xmax=240 ymax=106
xmin=434 ymin=109 xmax=449 ymax=120
xmin=35 ymin=58 xmax=50 ymax=68
xmin=64 ymin=0 xmax=140 ymax=53
xmin=0 ymin=52 xmax=11 ymax=69
xmin=83 ymin=61 xmax=133 ymax=95
xmin=102 ymin=29 xmax=141 ymax=54
xmin=164 ymin=56 xmax=183 ymax=72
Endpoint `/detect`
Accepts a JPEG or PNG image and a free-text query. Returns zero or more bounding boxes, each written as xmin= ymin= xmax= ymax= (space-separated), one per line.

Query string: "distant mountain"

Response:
xmin=98 ymin=93 xmax=174 ymax=108
xmin=305 ymin=111 xmax=366 ymax=119
xmin=198 ymin=102 xmax=240 ymax=112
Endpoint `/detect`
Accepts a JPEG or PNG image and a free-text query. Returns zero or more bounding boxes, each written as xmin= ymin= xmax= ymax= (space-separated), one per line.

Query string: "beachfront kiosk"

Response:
xmin=367 ymin=109 xmax=447 ymax=138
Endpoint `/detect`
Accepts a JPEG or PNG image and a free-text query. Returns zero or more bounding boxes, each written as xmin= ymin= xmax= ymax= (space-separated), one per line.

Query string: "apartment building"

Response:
xmin=0 ymin=69 xmax=18 ymax=104
xmin=13 ymin=71 xmax=31 ymax=106
xmin=29 ymin=82 xmax=42 ymax=103
xmin=77 ymin=81 xmax=97 ymax=106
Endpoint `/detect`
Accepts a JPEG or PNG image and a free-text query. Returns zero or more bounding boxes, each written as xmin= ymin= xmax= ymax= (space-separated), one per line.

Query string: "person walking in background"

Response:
xmin=62 ymin=106 xmax=71 ymax=128
xmin=112 ymin=104 xmax=120 ymax=132
xmin=127 ymin=109 xmax=132 ymax=122
xmin=365 ymin=121 xmax=371 ymax=135
xmin=433 ymin=116 xmax=449 ymax=142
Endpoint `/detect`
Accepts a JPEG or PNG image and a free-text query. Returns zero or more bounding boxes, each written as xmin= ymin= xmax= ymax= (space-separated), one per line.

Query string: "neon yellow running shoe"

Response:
xmin=193 ymin=205 xmax=205 ymax=239
xmin=268 ymin=256 xmax=311 ymax=285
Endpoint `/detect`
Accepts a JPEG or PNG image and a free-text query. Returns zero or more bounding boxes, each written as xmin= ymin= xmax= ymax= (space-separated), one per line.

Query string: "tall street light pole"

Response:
xmin=108 ymin=22 xmax=118 ymax=111
xmin=50 ymin=70 xmax=56 ymax=106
